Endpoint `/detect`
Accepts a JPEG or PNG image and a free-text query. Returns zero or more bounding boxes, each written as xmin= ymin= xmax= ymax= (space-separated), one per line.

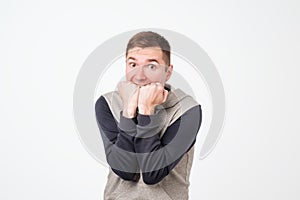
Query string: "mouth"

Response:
xmin=132 ymin=80 xmax=149 ymax=86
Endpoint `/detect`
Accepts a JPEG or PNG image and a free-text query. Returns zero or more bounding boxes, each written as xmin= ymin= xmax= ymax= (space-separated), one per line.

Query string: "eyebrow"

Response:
xmin=147 ymin=59 xmax=159 ymax=63
xmin=127 ymin=57 xmax=159 ymax=63
xmin=127 ymin=57 xmax=136 ymax=61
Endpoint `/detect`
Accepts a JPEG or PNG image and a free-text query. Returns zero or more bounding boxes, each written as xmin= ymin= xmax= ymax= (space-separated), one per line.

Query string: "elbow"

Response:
xmin=143 ymin=177 xmax=160 ymax=185
xmin=111 ymin=168 xmax=140 ymax=182
xmin=142 ymin=172 xmax=166 ymax=185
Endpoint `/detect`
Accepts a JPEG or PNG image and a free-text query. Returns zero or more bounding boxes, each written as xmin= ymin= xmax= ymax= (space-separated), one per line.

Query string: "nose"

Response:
xmin=135 ymin=66 xmax=147 ymax=80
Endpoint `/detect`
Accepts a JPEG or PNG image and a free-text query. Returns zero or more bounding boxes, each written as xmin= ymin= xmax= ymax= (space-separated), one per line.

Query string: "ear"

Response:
xmin=165 ymin=64 xmax=173 ymax=82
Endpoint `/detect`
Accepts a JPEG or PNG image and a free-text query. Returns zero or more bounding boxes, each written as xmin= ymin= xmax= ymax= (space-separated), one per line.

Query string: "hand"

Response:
xmin=117 ymin=81 xmax=140 ymax=118
xmin=138 ymin=82 xmax=168 ymax=115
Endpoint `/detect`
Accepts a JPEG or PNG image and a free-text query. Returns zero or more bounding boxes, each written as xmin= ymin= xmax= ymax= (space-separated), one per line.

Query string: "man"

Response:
xmin=95 ymin=31 xmax=202 ymax=200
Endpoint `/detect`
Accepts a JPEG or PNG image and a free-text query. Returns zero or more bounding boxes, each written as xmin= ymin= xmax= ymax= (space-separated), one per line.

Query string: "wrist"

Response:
xmin=138 ymin=105 xmax=155 ymax=115
xmin=123 ymin=106 xmax=137 ymax=118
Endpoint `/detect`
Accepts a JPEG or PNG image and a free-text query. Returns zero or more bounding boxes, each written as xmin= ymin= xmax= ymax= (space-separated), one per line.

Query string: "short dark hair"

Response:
xmin=126 ymin=31 xmax=171 ymax=65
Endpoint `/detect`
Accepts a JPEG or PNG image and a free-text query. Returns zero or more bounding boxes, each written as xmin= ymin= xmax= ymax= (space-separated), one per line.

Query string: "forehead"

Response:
xmin=126 ymin=47 xmax=164 ymax=61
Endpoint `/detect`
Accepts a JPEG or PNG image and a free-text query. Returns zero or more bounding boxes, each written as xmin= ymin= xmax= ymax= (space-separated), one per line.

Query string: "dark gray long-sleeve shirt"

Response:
xmin=95 ymin=95 xmax=202 ymax=185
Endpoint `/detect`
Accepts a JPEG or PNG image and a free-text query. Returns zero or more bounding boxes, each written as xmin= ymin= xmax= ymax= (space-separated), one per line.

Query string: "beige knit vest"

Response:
xmin=102 ymin=85 xmax=199 ymax=200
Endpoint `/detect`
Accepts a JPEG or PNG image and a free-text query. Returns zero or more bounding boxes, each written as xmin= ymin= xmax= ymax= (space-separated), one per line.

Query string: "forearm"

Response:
xmin=95 ymin=96 xmax=140 ymax=180
xmin=134 ymin=105 xmax=202 ymax=184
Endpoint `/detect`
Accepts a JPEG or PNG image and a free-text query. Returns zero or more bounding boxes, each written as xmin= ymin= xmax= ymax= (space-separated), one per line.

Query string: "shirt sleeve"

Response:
xmin=134 ymin=105 xmax=202 ymax=185
xmin=95 ymin=96 xmax=140 ymax=181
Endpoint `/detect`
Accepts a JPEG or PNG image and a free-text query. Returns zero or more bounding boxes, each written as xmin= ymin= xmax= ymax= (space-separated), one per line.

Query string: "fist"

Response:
xmin=138 ymin=82 xmax=168 ymax=115
xmin=117 ymin=81 xmax=140 ymax=118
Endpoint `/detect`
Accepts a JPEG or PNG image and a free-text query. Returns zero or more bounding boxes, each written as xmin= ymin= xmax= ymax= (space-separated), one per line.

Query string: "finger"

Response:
xmin=162 ymin=89 xmax=169 ymax=102
xmin=117 ymin=81 xmax=123 ymax=87
xmin=149 ymin=82 xmax=160 ymax=86
xmin=117 ymin=81 xmax=124 ymax=91
xmin=135 ymin=86 xmax=140 ymax=96
xmin=128 ymin=81 xmax=138 ymax=86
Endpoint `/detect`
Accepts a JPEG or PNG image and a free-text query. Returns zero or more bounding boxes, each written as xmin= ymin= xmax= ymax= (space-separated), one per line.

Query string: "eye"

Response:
xmin=147 ymin=64 xmax=157 ymax=70
xmin=129 ymin=63 xmax=136 ymax=68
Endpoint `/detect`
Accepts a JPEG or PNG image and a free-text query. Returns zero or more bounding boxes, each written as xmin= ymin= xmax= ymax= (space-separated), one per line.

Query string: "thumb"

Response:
xmin=162 ymin=89 xmax=169 ymax=103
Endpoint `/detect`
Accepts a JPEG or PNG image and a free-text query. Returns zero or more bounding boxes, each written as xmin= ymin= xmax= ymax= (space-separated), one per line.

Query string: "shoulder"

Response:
xmin=95 ymin=91 xmax=123 ymax=122
xmin=95 ymin=91 xmax=120 ymax=107
xmin=95 ymin=95 xmax=109 ymax=114
xmin=164 ymin=88 xmax=200 ymax=119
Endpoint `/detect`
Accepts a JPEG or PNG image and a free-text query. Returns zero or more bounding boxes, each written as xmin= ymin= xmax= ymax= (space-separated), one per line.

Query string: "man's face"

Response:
xmin=125 ymin=47 xmax=173 ymax=86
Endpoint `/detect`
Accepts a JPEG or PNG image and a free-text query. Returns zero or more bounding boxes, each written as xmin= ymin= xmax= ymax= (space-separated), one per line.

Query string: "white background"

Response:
xmin=1 ymin=0 xmax=300 ymax=199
